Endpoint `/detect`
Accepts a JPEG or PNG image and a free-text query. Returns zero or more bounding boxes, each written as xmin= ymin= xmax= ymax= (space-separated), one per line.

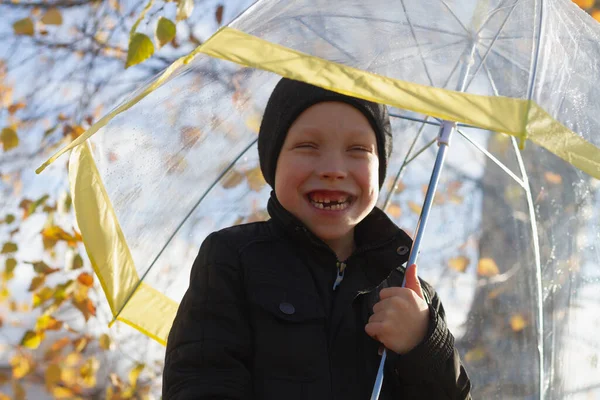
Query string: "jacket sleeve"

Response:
xmin=387 ymin=284 xmax=472 ymax=399
xmin=162 ymin=232 xmax=253 ymax=400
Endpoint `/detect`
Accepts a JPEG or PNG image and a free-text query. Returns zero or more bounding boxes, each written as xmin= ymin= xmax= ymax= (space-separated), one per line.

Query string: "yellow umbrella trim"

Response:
xmin=69 ymin=142 xmax=177 ymax=346
xmin=52 ymin=26 xmax=600 ymax=345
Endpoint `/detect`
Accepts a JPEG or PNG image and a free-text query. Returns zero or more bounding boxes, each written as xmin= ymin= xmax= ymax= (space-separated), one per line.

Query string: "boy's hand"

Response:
xmin=365 ymin=264 xmax=429 ymax=355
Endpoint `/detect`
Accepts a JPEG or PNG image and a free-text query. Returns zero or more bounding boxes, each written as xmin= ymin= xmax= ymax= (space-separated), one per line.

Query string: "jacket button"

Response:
xmin=396 ymin=245 xmax=410 ymax=256
xmin=279 ymin=302 xmax=295 ymax=315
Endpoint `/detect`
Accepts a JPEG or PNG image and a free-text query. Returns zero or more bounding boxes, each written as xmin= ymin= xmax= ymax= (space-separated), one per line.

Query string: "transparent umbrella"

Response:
xmin=37 ymin=0 xmax=600 ymax=398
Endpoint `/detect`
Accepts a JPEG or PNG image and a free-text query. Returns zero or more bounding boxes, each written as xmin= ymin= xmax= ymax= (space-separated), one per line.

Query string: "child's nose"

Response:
xmin=317 ymin=154 xmax=347 ymax=180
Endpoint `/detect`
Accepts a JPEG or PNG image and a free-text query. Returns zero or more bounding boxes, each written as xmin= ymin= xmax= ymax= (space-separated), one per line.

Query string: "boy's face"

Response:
xmin=274 ymin=101 xmax=379 ymax=245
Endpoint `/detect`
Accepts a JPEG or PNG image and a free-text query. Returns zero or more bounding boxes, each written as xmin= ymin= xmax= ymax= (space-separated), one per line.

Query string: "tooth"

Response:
xmin=324 ymin=198 xmax=330 ymax=204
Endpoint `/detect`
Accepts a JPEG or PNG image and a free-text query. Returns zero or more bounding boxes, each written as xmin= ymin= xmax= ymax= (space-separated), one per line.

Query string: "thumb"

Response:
xmin=404 ymin=264 xmax=424 ymax=300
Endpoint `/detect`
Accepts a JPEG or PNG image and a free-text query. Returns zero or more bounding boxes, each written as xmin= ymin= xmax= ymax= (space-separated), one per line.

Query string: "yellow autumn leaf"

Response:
xmin=77 ymin=272 xmax=94 ymax=287
xmin=33 ymin=286 xmax=54 ymax=308
xmin=52 ymin=386 xmax=74 ymax=399
xmin=176 ymin=0 xmax=194 ymax=21
xmin=156 ymin=17 xmax=176 ymax=48
xmin=64 ymin=352 xmax=82 ymax=367
xmin=7 ymin=102 xmax=26 ymax=115
xmin=11 ymin=354 xmax=34 ymax=379
xmin=222 ymin=170 xmax=245 ymax=189
xmin=464 ymin=346 xmax=486 ymax=363
xmin=510 ymin=314 xmax=528 ymax=332
xmin=12 ymin=381 xmax=25 ymax=400
xmin=4 ymin=258 xmax=17 ymax=281
xmin=73 ymin=336 xmax=89 ymax=353
xmin=80 ymin=357 xmax=99 ymax=388
xmin=45 ymin=363 xmax=62 ymax=388
xmin=245 ymin=114 xmax=261 ymax=134
xmin=544 ymin=171 xmax=562 ymax=184
xmin=129 ymin=363 xmax=145 ymax=388
xmin=21 ymin=330 xmax=45 ymax=349
xmin=477 ymin=258 xmax=500 ymax=277
xmin=99 ymin=334 xmax=112 ymax=350
xmin=387 ymin=203 xmax=402 ymax=219
xmin=407 ymin=201 xmax=422 ymax=215
xmin=13 ymin=18 xmax=34 ymax=36
xmin=245 ymin=167 xmax=266 ymax=192
xmin=448 ymin=256 xmax=470 ymax=273
xmin=126 ymin=33 xmax=154 ymax=68
xmin=592 ymin=9 xmax=600 ymax=22
xmin=572 ymin=0 xmax=595 ymax=8
xmin=1 ymin=242 xmax=17 ymax=254
xmin=41 ymin=8 xmax=63 ymax=25
xmin=72 ymin=297 xmax=96 ymax=321
xmin=36 ymin=315 xmax=62 ymax=331
xmin=28 ymin=275 xmax=46 ymax=291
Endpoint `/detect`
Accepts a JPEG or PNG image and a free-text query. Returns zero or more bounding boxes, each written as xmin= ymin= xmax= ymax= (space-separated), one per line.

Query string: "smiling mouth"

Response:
xmin=306 ymin=191 xmax=355 ymax=211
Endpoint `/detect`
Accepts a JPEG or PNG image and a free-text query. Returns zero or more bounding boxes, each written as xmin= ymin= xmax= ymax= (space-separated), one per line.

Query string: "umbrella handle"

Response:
xmin=369 ymin=121 xmax=456 ymax=400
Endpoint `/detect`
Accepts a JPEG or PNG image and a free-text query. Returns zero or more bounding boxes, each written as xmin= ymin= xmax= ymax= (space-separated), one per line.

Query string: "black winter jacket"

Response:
xmin=163 ymin=195 xmax=471 ymax=399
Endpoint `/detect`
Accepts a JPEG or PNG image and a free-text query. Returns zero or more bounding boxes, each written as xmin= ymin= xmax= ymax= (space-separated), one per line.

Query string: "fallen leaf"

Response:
xmin=477 ymin=258 xmax=500 ymax=277
xmin=80 ymin=357 xmax=99 ymax=388
xmin=180 ymin=125 xmax=203 ymax=147
xmin=448 ymin=256 xmax=470 ymax=273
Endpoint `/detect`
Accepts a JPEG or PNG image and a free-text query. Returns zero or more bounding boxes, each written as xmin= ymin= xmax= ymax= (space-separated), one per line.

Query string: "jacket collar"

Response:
xmin=266 ymin=191 xmax=412 ymax=262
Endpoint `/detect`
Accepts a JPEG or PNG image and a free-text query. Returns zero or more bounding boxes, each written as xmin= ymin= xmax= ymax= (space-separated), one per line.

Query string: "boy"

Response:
xmin=163 ymin=78 xmax=471 ymax=399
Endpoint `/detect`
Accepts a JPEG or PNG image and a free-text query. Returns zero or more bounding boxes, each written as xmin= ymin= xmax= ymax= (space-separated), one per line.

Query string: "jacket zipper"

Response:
xmin=332 ymin=261 xmax=346 ymax=291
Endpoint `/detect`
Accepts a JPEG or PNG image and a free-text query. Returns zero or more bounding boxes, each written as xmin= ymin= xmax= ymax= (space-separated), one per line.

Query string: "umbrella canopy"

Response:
xmin=37 ymin=0 xmax=600 ymax=398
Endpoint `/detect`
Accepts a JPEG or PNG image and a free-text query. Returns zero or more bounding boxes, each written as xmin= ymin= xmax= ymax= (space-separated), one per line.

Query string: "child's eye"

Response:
xmin=349 ymin=146 xmax=371 ymax=152
xmin=295 ymin=143 xmax=317 ymax=149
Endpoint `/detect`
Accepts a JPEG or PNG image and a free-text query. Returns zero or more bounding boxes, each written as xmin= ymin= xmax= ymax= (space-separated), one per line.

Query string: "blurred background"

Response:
xmin=1 ymin=0 xmax=599 ymax=399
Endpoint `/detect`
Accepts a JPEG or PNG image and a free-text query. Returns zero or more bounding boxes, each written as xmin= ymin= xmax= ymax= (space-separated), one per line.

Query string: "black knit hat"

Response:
xmin=258 ymin=78 xmax=393 ymax=188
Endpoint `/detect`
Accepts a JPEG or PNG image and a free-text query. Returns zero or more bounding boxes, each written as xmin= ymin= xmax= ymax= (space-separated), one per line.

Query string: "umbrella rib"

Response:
xmin=389 ymin=113 xmax=441 ymax=127
xmin=464 ymin=0 xmax=520 ymax=92
xmin=400 ymin=0 xmax=435 ymax=86
xmin=295 ymin=17 xmax=358 ymax=63
xmin=288 ymin=13 xmax=469 ymax=38
xmin=456 ymin=129 xmax=525 ymax=187
xmin=439 ymin=0 xmax=471 ymax=34
xmin=478 ymin=29 xmax=545 ymax=398
xmin=112 ymin=138 xmax=259 ymax=324
xmin=382 ymin=43 xmax=465 ymax=211
xmin=382 ymin=121 xmax=431 ymax=211
xmin=526 ymin=0 xmax=545 ymax=102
